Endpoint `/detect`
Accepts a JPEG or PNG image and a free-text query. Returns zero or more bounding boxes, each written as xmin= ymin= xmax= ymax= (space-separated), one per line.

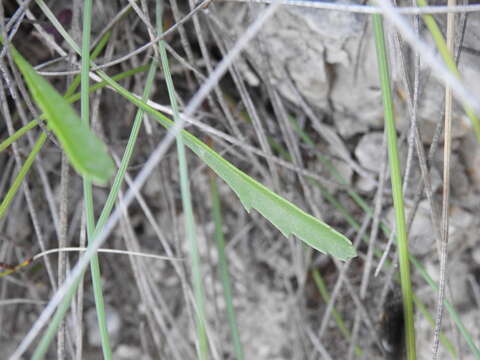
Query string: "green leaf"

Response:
xmin=95 ymin=74 xmax=356 ymax=260
xmin=9 ymin=46 xmax=115 ymax=185
xmin=184 ymin=131 xmax=356 ymax=260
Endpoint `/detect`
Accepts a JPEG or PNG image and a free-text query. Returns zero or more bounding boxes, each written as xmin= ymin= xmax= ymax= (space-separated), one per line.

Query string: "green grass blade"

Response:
xmin=0 ymin=120 xmax=39 ymax=153
xmin=373 ymin=14 xmax=416 ymax=360
xmin=410 ymin=256 xmax=480 ymax=358
xmin=31 ymin=274 xmax=85 ymax=360
xmin=0 ymin=133 xmax=47 ymax=219
xmin=210 ymin=172 xmax=245 ymax=360
xmin=312 ymin=269 xmax=363 ymax=357
xmin=156 ymin=2 xmax=209 ymax=358
xmin=4 ymin=43 xmax=114 ymax=185
xmin=413 ymin=295 xmax=457 ymax=358
xmin=80 ymin=0 xmax=113 ymax=358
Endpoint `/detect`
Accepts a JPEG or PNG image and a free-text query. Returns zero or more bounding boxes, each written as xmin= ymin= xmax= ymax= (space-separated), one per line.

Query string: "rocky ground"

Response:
xmin=1 ymin=0 xmax=480 ymax=359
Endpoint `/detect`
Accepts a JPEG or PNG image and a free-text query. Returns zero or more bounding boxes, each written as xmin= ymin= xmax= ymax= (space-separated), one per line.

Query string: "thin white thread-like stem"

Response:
xmin=33 ymin=247 xmax=181 ymax=262
xmin=222 ymin=0 xmax=480 ymax=15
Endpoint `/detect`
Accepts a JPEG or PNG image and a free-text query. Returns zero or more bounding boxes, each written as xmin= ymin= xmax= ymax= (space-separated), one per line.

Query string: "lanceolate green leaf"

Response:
xmin=184 ymin=130 xmax=355 ymax=260
xmin=8 ymin=45 xmax=115 ymax=185
xmin=97 ymin=75 xmax=356 ymax=260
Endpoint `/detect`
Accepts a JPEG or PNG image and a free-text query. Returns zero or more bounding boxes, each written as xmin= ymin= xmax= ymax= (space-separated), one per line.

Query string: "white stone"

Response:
xmin=86 ymin=305 xmax=122 ymax=347
xmin=114 ymin=345 xmax=144 ymax=360
xmin=387 ymin=201 xmax=436 ymax=256
xmin=354 ymin=132 xmax=385 ymax=173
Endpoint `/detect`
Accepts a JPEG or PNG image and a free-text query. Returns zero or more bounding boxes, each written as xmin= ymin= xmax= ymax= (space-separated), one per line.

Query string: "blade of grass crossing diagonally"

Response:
xmin=0 ymin=120 xmax=38 ymax=153
xmin=80 ymin=1 xmax=113 ymax=359
xmin=156 ymin=1 xmax=208 ymax=358
xmin=372 ymin=14 xmax=416 ymax=360
xmin=0 ymin=133 xmax=47 ymax=219
xmin=209 ymin=170 xmax=245 ymax=360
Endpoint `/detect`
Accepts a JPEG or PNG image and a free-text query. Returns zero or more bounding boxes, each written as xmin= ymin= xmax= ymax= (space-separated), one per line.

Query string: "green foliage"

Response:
xmin=91 ymin=71 xmax=356 ymax=261
xmin=7 ymin=43 xmax=115 ymax=185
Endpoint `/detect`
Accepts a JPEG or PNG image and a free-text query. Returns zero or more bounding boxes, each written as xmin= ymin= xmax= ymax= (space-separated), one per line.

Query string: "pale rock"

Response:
xmin=354 ymin=132 xmax=385 ymax=173
xmin=434 ymin=151 xmax=470 ymax=197
xmin=356 ymin=174 xmax=377 ymax=193
xmin=213 ymin=4 xmax=365 ymax=112
xmin=334 ymin=115 xmax=369 ymax=139
xmin=461 ymin=133 xmax=480 ymax=191
xmin=86 ymin=305 xmax=122 ymax=347
xmin=213 ymin=5 xmax=480 ymax=143
xmin=387 ymin=201 xmax=436 ymax=256
xmin=426 ymin=259 xmax=471 ymax=308
xmin=448 ymin=260 xmax=472 ymax=308
xmin=114 ymin=345 xmax=144 ymax=360
xmin=472 ymin=247 xmax=480 ymax=266
xmin=450 ymin=206 xmax=474 ymax=237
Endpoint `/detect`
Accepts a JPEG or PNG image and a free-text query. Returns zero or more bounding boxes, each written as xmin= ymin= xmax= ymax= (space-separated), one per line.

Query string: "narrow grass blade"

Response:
xmin=210 ymin=171 xmax=245 ymax=360
xmin=373 ymin=14 xmax=416 ymax=360
xmin=312 ymin=269 xmax=363 ymax=357
xmin=0 ymin=120 xmax=39 ymax=153
xmin=413 ymin=295 xmax=457 ymax=358
xmin=0 ymin=133 xmax=47 ymax=219
xmin=80 ymin=0 xmax=113 ymax=358
xmin=156 ymin=2 xmax=208 ymax=357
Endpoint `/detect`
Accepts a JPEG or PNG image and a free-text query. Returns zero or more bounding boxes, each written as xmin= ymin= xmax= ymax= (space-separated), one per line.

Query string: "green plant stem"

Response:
xmin=156 ymin=2 xmax=208 ymax=358
xmin=312 ymin=269 xmax=363 ymax=357
xmin=372 ymin=14 xmax=416 ymax=360
xmin=209 ymin=171 xmax=244 ymax=360
xmin=80 ymin=0 xmax=113 ymax=358
xmin=0 ymin=120 xmax=38 ymax=153
xmin=0 ymin=133 xmax=47 ymax=219
xmin=414 ymin=296 xmax=457 ymax=358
